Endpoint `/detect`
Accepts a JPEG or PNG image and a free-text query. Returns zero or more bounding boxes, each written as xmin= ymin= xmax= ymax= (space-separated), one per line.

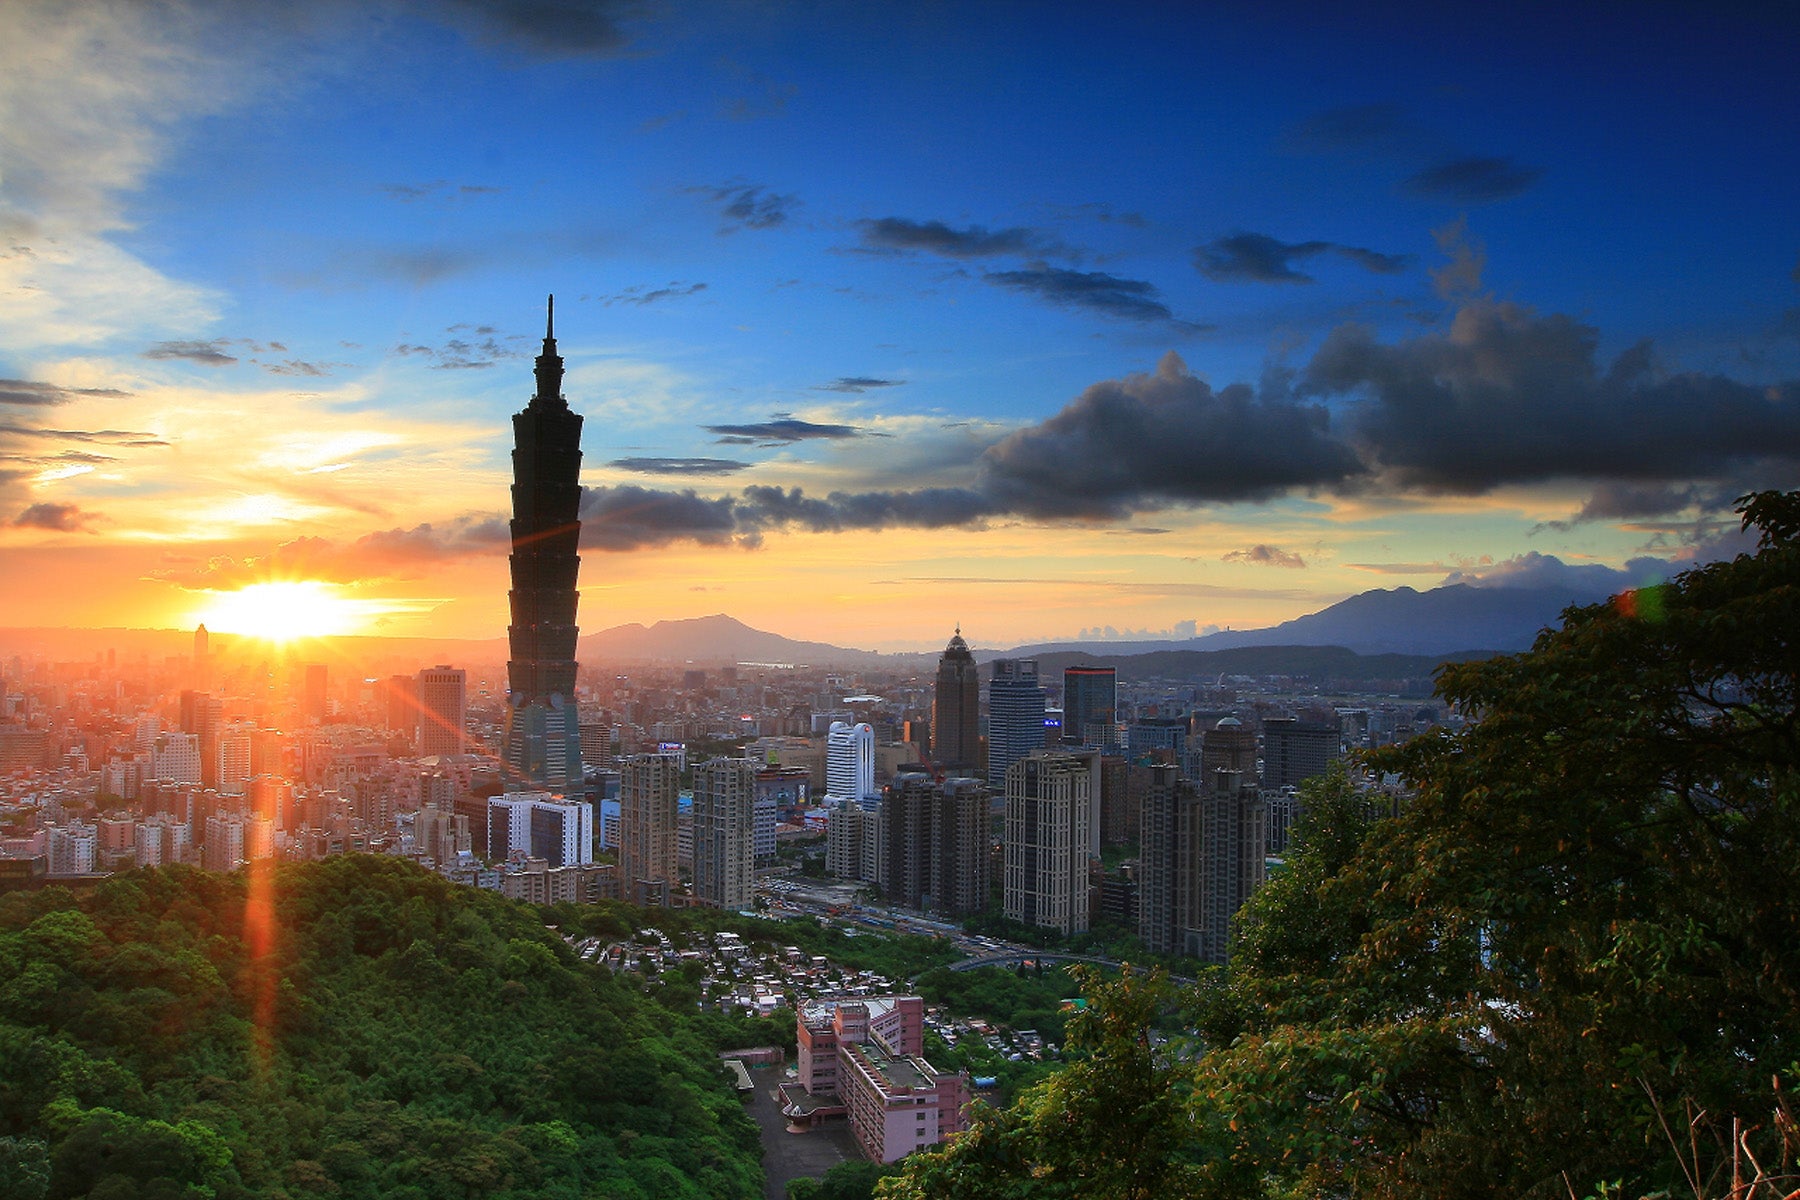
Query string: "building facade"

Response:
xmin=416 ymin=665 xmax=468 ymax=757
xmin=825 ymin=720 xmax=875 ymax=805
xmin=986 ymin=658 xmax=1046 ymax=784
xmin=501 ymin=298 xmax=585 ymax=788
xmin=1062 ymin=665 xmax=1117 ymax=749
xmin=930 ymin=628 xmax=981 ymax=774
xmin=1003 ymin=751 xmax=1095 ymax=935
xmin=619 ymin=751 xmax=680 ymax=903
xmin=692 ymin=757 xmax=757 ymax=910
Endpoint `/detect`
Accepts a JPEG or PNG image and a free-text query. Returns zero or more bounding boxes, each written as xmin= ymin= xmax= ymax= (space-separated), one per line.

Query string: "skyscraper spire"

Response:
xmin=533 ymin=293 xmax=564 ymax=407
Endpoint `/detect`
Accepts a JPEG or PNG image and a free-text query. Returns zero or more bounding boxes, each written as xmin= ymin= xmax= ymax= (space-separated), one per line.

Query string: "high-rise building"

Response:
xmin=1062 ymin=665 xmax=1117 ymax=748
xmin=1003 ymin=751 xmax=1095 ymax=935
xmin=1196 ymin=716 xmax=1257 ymax=783
xmin=416 ymin=665 xmax=468 ymax=757
xmin=618 ymin=752 xmax=680 ymax=904
xmin=1137 ymin=763 xmax=1198 ymax=956
xmin=1192 ymin=768 xmax=1269 ymax=963
xmin=1127 ymin=715 xmax=1191 ymax=763
xmin=151 ymin=732 xmax=202 ymax=785
xmin=878 ymin=771 xmax=991 ymax=916
xmin=824 ymin=720 xmax=875 ymax=804
xmin=692 ymin=757 xmax=757 ymax=910
xmin=501 ymin=297 xmax=585 ymax=789
xmin=487 ymin=791 xmax=593 ymax=868
xmin=216 ymin=723 xmax=253 ymax=795
xmin=193 ymin=624 xmax=210 ymax=691
xmin=179 ymin=690 xmax=223 ymax=787
xmin=986 ymin=658 xmax=1046 ymax=784
xmin=931 ymin=627 xmax=980 ymax=774
xmin=1260 ymin=716 xmax=1341 ymax=788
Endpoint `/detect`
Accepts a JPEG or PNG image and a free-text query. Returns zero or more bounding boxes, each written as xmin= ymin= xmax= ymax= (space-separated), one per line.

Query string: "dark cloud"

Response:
xmin=1222 ymin=544 xmax=1307 ymax=568
xmin=985 ymin=266 xmax=1191 ymax=326
xmin=580 ymin=484 xmax=744 ymax=550
xmin=817 ymin=377 xmax=903 ymax=393
xmin=143 ymin=339 xmax=237 ymax=366
xmin=698 ymin=184 xmax=797 ymax=231
xmin=1194 ymin=232 xmax=1410 ymax=284
xmin=702 ymin=416 xmax=862 ymax=444
xmin=13 ymin=502 xmax=95 ymax=532
xmin=1303 ymin=300 xmax=1800 ymax=493
xmin=433 ymin=0 xmax=641 ymax=58
xmin=599 ymin=281 xmax=706 ymax=306
xmin=978 ymin=351 xmax=1363 ymax=517
xmin=263 ymin=360 xmax=334 ymax=377
xmin=0 ymin=425 xmax=166 ymax=447
xmin=0 ymin=379 xmax=129 ymax=407
xmin=608 ymin=457 xmax=750 ymax=476
xmin=855 ymin=218 xmax=1043 ymax=259
xmin=1403 ymin=156 xmax=1542 ymax=203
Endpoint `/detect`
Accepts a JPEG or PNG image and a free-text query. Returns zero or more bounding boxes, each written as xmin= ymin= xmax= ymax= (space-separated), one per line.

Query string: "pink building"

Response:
xmin=781 ymin=996 xmax=969 ymax=1163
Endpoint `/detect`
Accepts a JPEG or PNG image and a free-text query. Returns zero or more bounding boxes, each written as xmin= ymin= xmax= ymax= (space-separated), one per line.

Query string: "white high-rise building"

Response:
xmin=217 ymin=723 xmax=254 ymax=795
xmin=692 ymin=757 xmax=757 ymax=911
xmin=486 ymin=791 xmax=593 ymax=868
xmin=1003 ymin=751 xmax=1094 ymax=936
xmin=825 ymin=721 xmax=875 ymax=805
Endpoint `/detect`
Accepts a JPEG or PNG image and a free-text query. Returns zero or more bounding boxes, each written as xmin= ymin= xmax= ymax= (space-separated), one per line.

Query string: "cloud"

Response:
xmin=393 ymin=328 xmax=526 ymax=369
xmin=599 ymin=281 xmax=706 ymax=306
xmin=143 ymin=339 xmax=238 ymax=366
xmin=379 ymin=180 xmax=503 ymax=202
xmin=1286 ymin=103 xmax=1413 ymax=155
xmin=1345 ymin=561 xmax=1455 ymax=576
xmin=432 ymin=0 xmax=642 ymax=58
xmin=577 ymin=481 xmax=999 ymax=551
xmin=985 ymin=266 xmax=1192 ymax=326
xmin=1439 ymin=550 xmax=1660 ymax=597
xmin=854 ymin=218 xmax=1044 ymax=259
xmin=1194 ymin=232 xmax=1409 ymax=284
xmin=13 ymin=501 xmax=95 ymax=531
xmin=702 ymin=416 xmax=863 ymax=444
xmin=1428 ymin=216 xmax=1487 ymax=298
xmin=0 ymin=378 xmax=129 ymax=407
xmin=817 ymin=377 xmax=904 ymax=393
xmin=978 ymin=350 xmax=1363 ymax=517
xmin=149 ymin=515 xmax=511 ymax=588
xmin=697 ymin=183 xmax=798 ymax=231
xmin=717 ymin=62 xmax=796 ymax=121
xmin=1222 ymin=544 xmax=1307 ymax=568
xmin=580 ymin=484 xmax=745 ymax=550
xmin=608 ymin=457 xmax=750 ymax=476
xmin=1403 ymin=156 xmax=1542 ymax=203
xmin=1303 ymin=299 xmax=1800 ymax=493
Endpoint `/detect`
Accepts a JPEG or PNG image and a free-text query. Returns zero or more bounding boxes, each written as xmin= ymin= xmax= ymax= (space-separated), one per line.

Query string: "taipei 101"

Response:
xmin=0 ymin=5 xmax=1795 ymax=1199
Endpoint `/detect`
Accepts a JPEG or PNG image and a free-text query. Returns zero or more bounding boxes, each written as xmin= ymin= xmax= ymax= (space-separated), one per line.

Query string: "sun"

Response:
xmin=191 ymin=581 xmax=364 ymax=641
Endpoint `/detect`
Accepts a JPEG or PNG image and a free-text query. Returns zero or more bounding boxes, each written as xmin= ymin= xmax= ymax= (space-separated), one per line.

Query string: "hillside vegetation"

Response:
xmin=0 ymin=856 xmax=762 ymax=1200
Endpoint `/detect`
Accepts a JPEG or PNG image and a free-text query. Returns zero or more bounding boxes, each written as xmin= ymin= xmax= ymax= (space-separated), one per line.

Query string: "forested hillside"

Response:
xmin=0 ymin=856 xmax=762 ymax=1200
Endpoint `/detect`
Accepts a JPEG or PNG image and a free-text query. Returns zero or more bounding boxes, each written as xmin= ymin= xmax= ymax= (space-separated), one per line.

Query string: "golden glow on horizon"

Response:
xmin=191 ymin=581 xmax=362 ymax=641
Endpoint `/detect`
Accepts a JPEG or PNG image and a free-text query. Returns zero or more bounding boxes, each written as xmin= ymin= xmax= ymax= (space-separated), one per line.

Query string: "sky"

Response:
xmin=1 ymin=0 xmax=1797 ymax=653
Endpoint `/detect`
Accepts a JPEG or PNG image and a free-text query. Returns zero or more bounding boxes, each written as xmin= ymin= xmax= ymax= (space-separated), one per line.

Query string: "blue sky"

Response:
xmin=2 ymin=1 xmax=1796 ymax=650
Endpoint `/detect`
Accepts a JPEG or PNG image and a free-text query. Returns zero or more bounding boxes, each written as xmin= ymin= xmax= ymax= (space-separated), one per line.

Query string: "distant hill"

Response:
xmin=578 ymin=614 xmax=935 ymax=669
xmin=1002 ymin=582 xmax=1606 ymax=660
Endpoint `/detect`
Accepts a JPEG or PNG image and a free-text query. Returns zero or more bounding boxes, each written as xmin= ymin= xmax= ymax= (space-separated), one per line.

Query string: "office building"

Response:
xmin=501 ymin=297 xmax=585 ymax=788
xmin=692 ymin=757 xmax=757 ymax=910
xmin=1261 ymin=716 xmax=1341 ymax=788
xmin=416 ymin=665 xmax=468 ymax=757
xmin=618 ymin=752 xmax=680 ymax=903
xmin=1003 ymin=751 xmax=1095 ymax=935
xmin=784 ymin=997 xmax=969 ymax=1163
xmin=986 ymin=658 xmax=1046 ymax=784
xmin=825 ymin=720 xmax=875 ymax=805
xmin=1062 ymin=665 xmax=1117 ymax=748
xmin=931 ymin=627 xmax=980 ymax=774
xmin=1197 ymin=716 xmax=1258 ymax=783
xmin=487 ymin=791 xmax=593 ymax=868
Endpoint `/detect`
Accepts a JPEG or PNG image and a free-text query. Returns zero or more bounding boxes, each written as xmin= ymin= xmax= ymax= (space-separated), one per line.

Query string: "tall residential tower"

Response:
xmin=502 ymin=297 xmax=585 ymax=788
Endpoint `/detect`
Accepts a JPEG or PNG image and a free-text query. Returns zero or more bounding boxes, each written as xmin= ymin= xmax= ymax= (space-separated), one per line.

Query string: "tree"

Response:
xmin=1193 ymin=490 xmax=1800 ymax=1198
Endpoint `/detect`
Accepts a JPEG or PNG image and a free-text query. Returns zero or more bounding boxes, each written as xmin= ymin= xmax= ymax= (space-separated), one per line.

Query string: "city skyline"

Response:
xmin=2 ymin=3 xmax=1796 ymax=652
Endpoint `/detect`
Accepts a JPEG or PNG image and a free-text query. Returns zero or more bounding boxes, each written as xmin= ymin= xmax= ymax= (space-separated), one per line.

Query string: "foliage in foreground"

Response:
xmin=882 ymin=491 xmax=1800 ymax=1198
xmin=0 ymin=856 xmax=762 ymax=1200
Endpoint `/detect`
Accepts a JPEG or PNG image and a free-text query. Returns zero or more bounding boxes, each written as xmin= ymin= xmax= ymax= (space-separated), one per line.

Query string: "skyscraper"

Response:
xmin=416 ymin=665 xmax=468 ymax=757
xmin=1003 ymin=751 xmax=1095 ymax=935
xmin=825 ymin=720 xmax=875 ymax=804
xmin=619 ymin=751 xmax=680 ymax=904
xmin=502 ymin=297 xmax=585 ymax=789
xmin=986 ymin=658 xmax=1046 ymax=783
xmin=1062 ymin=665 xmax=1116 ymax=748
xmin=692 ymin=757 xmax=757 ymax=910
xmin=931 ymin=627 xmax=980 ymax=774
xmin=1260 ymin=716 xmax=1342 ymax=787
